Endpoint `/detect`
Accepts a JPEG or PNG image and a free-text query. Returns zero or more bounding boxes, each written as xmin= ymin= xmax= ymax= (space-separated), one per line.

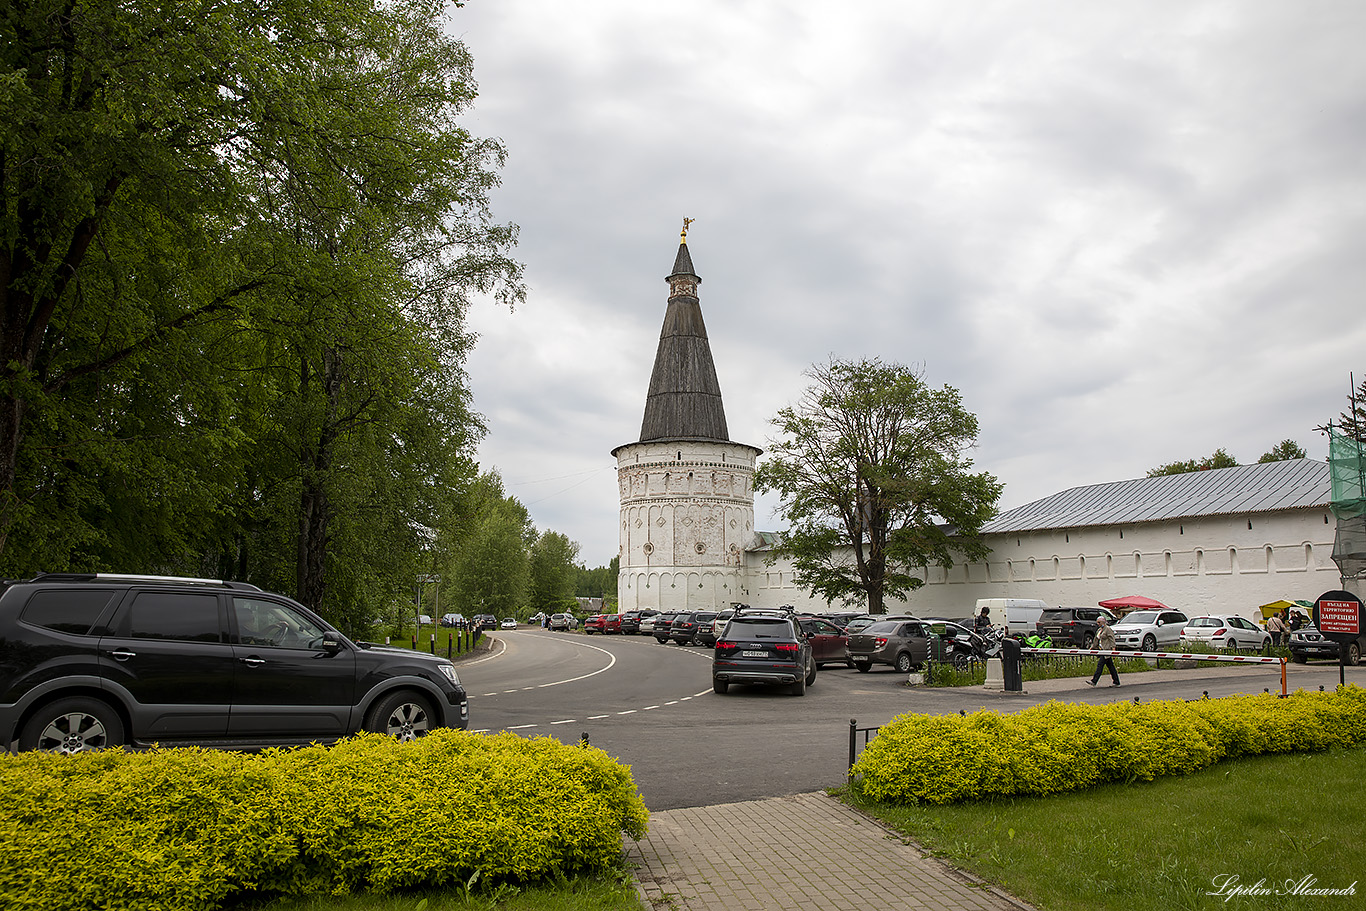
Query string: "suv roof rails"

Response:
xmin=29 ymin=572 xmax=262 ymax=591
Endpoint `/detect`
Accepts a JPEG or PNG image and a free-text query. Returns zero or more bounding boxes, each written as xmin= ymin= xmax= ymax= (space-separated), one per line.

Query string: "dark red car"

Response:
xmin=797 ymin=615 xmax=851 ymax=668
xmin=584 ymin=614 xmax=621 ymax=635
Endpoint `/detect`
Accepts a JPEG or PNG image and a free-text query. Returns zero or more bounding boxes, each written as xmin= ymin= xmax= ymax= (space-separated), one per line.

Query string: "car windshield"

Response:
xmin=1189 ymin=617 xmax=1222 ymax=627
xmin=862 ymin=621 xmax=903 ymax=635
xmin=1121 ymin=611 xmax=1159 ymax=624
xmin=726 ymin=619 xmax=793 ymax=639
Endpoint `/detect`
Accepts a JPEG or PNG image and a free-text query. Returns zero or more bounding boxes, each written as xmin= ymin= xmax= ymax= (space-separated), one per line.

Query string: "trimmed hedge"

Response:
xmin=0 ymin=730 xmax=648 ymax=911
xmin=852 ymin=685 xmax=1366 ymax=805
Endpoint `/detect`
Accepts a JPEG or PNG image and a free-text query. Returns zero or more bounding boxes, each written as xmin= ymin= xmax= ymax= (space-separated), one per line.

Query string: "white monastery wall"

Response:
xmin=740 ymin=507 xmax=1341 ymax=623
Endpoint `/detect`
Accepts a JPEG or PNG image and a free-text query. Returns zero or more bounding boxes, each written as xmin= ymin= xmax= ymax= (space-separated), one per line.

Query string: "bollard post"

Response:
xmin=411 ymin=634 xmax=416 ymax=650
xmin=848 ymin=719 xmax=857 ymax=772
xmin=579 ymin=732 xmax=590 ymax=748
xmin=447 ymin=638 xmax=452 ymax=660
xmin=429 ymin=636 xmax=435 ymax=655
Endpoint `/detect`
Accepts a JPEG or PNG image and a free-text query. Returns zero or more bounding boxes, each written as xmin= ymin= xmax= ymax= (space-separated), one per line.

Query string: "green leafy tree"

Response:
xmin=448 ymin=472 xmax=535 ymax=620
xmin=1146 ymin=448 xmax=1239 ymax=477
xmin=754 ymin=358 xmax=1002 ymax=614
xmin=576 ymin=556 xmax=619 ymax=602
xmin=0 ymin=0 xmax=523 ymax=634
xmin=1332 ymin=375 xmax=1366 ymax=442
xmin=528 ymin=531 xmax=581 ymax=615
xmin=1258 ymin=440 xmax=1308 ymax=463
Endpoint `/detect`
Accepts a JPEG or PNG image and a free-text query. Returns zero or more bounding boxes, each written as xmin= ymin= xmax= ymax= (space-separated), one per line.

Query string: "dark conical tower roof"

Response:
xmin=638 ymin=235 xmax=730 ymax=443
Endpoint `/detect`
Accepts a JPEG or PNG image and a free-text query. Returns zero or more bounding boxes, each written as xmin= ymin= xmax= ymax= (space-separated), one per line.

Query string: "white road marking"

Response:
xmin=473 ymin=635 xmax=714 ymax=726
xmin=458 ymin=636 xmax=508 ymax=666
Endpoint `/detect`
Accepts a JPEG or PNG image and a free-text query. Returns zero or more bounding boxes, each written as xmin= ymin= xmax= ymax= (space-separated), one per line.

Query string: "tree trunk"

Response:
xmin=295 ymin=347 xmax=342 ymax=613
xmin=0 ymin=393 xmax=26 ymax=555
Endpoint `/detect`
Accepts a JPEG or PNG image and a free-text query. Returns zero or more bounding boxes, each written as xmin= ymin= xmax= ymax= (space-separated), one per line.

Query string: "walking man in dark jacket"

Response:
xmin=1088 ymin=615 xmax=1121 ymax=687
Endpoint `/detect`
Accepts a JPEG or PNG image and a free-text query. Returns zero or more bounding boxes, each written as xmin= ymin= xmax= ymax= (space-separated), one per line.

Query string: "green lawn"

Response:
xmin=841 ymin=745 xmax=1366 ymax=911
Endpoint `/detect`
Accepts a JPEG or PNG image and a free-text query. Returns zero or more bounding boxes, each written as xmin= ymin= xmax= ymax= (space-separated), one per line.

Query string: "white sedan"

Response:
xmin=1180 ymin=615 xmax=1270 ymax=653
xmin=500 ymin=618 xmax=517 ymax=629
xmin=1111 ymin=609 xmax=1189 ymax=652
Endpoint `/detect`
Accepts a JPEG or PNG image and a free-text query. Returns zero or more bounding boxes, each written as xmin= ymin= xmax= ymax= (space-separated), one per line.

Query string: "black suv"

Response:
xmin=1036 ymin=607 xmax=1117 ymax=648
xmin=0 ymin=573 xmax=470 ymax=753
xmin=669 ymin=610 xmax=717 ymax=646
xmin=712 ymin=612 xmax=816 ymax=695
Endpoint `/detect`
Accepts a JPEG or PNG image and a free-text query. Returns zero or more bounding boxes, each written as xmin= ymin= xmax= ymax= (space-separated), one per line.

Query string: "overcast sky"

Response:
xmin=450 ymin=0 xmax=1366 ymax=567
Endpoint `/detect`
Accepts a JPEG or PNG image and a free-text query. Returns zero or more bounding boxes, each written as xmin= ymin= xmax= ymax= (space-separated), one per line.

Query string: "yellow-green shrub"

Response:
xmin=853 ymin=685 xmax=1366 ymax=804
xmin=0 ymin=730 xmax=648 ymax=911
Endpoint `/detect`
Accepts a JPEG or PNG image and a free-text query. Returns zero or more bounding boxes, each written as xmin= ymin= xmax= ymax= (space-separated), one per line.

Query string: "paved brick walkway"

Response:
xmin=627 ymin=792 xmax=1031 ymax=911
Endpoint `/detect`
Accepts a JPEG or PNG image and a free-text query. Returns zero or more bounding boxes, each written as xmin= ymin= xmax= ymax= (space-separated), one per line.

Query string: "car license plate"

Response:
xmin=742 ymin=650 xmax=767 ymax=658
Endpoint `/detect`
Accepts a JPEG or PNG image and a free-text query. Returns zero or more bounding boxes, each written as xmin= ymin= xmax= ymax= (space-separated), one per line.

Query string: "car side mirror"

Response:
xmin=321 ymin=630 xmax=344 ymax=651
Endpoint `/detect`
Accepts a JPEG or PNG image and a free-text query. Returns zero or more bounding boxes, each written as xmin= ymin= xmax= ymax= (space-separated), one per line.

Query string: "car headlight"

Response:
xmin=437 ymin=664 xmax=461 ymax=686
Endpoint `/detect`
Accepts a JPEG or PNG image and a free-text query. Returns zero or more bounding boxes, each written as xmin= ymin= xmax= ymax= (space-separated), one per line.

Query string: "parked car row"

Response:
xmin=546 ymin=600 xmax=1360 ymax=669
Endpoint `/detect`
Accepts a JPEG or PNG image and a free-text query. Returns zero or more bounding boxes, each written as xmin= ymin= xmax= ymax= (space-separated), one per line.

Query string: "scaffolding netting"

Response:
xmin=1330 ymin=425 xmax=1366 ymax=578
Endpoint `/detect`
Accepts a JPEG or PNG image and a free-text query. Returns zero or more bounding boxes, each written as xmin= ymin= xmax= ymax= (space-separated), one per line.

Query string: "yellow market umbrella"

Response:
xmin=1258 ymin=599 xmax=1295 ymax=620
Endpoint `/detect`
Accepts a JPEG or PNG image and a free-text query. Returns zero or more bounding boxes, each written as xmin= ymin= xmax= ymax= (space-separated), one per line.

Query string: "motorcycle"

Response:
xmin=976 ymin=624 xmax=1007 ymax=658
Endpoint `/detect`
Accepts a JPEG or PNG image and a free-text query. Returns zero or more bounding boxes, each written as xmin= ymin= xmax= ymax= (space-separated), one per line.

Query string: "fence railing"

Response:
xmin=848 ymin=718 xmax=880 ymax=775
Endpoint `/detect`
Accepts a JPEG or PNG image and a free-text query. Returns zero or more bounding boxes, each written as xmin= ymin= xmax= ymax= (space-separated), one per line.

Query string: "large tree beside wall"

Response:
xmin=0 ymin=0 xmax=522 ymax=631
xmin=755 ymin=358 xmax=1001 ymax=614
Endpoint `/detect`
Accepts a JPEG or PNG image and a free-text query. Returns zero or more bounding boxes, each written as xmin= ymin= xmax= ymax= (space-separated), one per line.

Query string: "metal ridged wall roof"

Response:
xmin=983 ymin=458 xmax=1330 ymax=534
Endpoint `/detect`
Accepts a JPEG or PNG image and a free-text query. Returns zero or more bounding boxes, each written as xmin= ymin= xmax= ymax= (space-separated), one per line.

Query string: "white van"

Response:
xmin=973 ymin=598 xmax=1049 ymax=633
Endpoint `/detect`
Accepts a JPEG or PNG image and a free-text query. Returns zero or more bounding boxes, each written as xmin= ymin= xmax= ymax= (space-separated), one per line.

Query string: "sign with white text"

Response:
xmin=1313 ymin=590 xmax=1364 ymax=641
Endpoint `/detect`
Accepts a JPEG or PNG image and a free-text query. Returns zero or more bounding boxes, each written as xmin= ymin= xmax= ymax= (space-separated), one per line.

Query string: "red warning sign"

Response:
xmin=1316 ymin=595 xmax=1360 ymax=639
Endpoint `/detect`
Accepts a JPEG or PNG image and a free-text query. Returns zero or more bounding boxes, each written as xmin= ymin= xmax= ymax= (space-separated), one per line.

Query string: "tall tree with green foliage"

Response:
xmin=1 ymin=0 xmax=522 ymax=631
xmin=1146 ymin=449 xmax=1240 ymax=477
xmin=576 ymin=556 xmax=619 ymax=603
xmin=528 ymin=531 xmax=581 ymax=615
xmin=1332 ymin=375 xmax=1366 ymax=442
xmin=447 ymin=472 xmax=535 ymax=619
xmin=754 ymin=358 xmax=1002 ymax=614
xmin=1258 ymin=440 xmax=1308 ymax=463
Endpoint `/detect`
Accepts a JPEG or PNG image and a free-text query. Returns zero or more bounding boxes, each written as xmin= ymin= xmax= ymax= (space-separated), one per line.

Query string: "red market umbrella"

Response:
xmin=1098 ymin=595 xmax=1170 ymax=616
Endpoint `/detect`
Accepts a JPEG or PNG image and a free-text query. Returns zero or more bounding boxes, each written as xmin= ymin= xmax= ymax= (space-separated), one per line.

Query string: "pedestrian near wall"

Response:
xmin=1267 ymin=611 xmax=1286 ymax=647
xmin=1088 ymin=615 xmax=1121 ymax=687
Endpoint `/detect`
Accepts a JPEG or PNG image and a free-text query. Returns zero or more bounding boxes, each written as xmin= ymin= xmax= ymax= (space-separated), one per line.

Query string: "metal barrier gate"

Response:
xmin=1022 ymin=647 xmax=1289 ymax=695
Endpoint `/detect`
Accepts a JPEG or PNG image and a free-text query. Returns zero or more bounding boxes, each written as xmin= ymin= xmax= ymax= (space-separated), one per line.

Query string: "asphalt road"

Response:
xmin=458 ymin=628 xmax=1365 ymax=811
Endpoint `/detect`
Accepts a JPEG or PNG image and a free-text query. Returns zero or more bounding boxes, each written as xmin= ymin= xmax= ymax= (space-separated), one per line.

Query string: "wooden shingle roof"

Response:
xmin=638 ymin=242 xmax=731 ymax=443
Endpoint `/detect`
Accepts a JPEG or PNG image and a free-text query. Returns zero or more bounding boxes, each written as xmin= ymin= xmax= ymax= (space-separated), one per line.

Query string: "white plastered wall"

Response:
xmin=740 ymin=507 xmax=1341 ymax=622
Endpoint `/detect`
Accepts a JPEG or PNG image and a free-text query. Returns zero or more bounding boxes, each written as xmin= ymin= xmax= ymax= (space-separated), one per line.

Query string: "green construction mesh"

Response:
xmin=1334 ymin=514 xmax=1366 ymax=579
xmin=1329 ymin=425 xmax=1366 ymax=520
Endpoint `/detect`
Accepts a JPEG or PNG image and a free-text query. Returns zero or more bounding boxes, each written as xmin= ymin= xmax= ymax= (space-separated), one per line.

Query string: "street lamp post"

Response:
xmin=417 ymin=574 xmax=441 ymax=647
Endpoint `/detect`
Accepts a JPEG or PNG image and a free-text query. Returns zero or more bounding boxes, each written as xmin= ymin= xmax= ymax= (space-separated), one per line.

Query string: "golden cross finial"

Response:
xmin=681 ymin=217 xmax=695 ymax=242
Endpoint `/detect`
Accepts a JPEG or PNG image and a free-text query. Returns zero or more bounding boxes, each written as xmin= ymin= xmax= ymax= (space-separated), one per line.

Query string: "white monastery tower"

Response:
xmin=612 ymin=225 xmax=762 ymax=612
